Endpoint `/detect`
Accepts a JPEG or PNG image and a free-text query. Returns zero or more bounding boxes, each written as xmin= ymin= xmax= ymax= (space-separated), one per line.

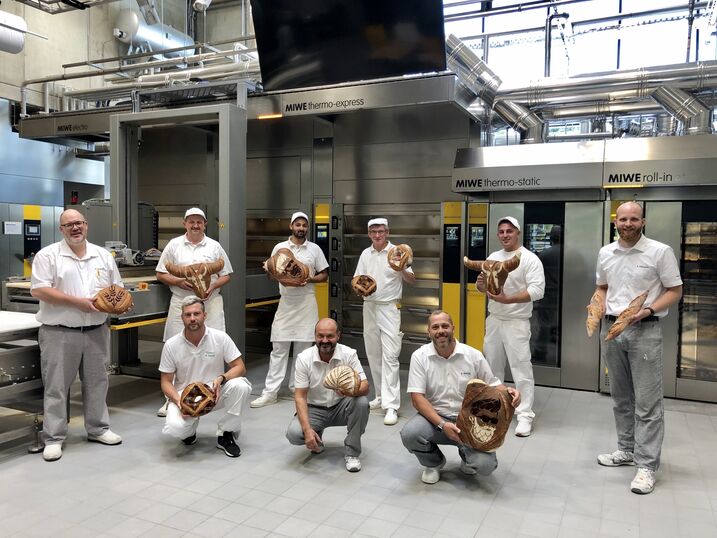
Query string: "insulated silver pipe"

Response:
xmin=446 ymin=34 xmax=502 ymax=106
xmin=651 ymin=86 xmax=712 ymax=135
xmin=540 ymin=101 xmax=663 ymax=119
xmin=498 ymin=61 xmax=717 ymax=105
xmin=494 ymin=100 xmax=544 ymax=143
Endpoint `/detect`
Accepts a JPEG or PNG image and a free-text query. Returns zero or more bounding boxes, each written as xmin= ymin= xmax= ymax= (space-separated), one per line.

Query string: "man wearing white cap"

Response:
xmin=155 ymin=207 xmax=233 ymax=416
xmin=477 ymin=216 xmax=544 ymax=437
xmin=251 ymin=211 xmax=329 ymax=408
xmin=354 ymin=217 xmax=416 ymax=425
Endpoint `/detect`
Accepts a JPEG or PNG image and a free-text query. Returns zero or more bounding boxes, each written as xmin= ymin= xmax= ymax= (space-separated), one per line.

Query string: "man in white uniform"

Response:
xmin=595 ymin=201 xmax=682 ymax=494
xmin=31 ymin=209 xmax=124 ymax=462
xmin=286 ymin=318 xmax=370 ymax=472
xmin=354 ymin=218 xmax=415 ymax=425
xmin=477 ymin=216 xmax=544 ymax=437
xmin=159 ymin=296 xmax=252 ymax=457
xmin=401 ymin=311 xmax=520 ymax=484
xmin=156 ymin=207 xmax=233 ymax=416
xmin=251 ymin=212 xmax=329 ymax=408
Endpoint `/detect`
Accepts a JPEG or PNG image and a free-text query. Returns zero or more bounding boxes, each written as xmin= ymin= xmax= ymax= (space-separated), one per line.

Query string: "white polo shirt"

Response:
xmin=31 ymin=240 xmax=122 ymax=327
xmin=159 ymin=327 xmax=242 ymax=392
xmin=272 ymin=238 xmax=329 ymax=298
xmin=156 ymin=234 xmax=233 ymax=300
xmin=486 ymin=246 xmax=545 ymax=320
xmin=407 ymin=341 xmax=501 ymax=418
xmin=354 ymin=241 xmax=414 ymax=303
xmin=294 ymin=343 xmax=367 ymax=407
xmin=596 ymin=234 xmax=682 ymax=317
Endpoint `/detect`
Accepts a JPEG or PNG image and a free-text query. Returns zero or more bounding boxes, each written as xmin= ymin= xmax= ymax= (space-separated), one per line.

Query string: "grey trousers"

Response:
xmin=602 ymin=319 xmax=664 ymax=471
xmin=286 ymin=396 xmax=369 ymax=457
xmin=39 ymin=324 xmax=111 ymax=445
xmin=400 ymin=413 xmax=498 ymax=475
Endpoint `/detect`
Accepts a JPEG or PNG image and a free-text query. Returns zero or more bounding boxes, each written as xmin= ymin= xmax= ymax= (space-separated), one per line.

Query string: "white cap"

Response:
xmin=290 ymin=211 xmax=309 ymax=224
xmin=497 ymin=216 xmax=521 ymax=231
xmin=184 ymin=207 xmax=206 ymax=220
xmin=367 ymin=218 xmax=388 ymax=228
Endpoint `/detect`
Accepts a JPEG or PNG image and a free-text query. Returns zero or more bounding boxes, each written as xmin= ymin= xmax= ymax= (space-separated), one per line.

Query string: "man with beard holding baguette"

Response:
xmin=401 ymin=311 xmax=519 ymax=484
xmin=251 ymin=212 xmax=329 ymax=408
xmin=594 ymin=201 xmax=682 ymax=495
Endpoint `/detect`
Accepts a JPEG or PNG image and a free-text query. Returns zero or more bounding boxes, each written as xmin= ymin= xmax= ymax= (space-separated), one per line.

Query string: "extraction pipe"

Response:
xmin=498 ymin=61 xmax=717 ymax=106
xmin=493 ymin=100 xmax=545 ymax=143
xmin=544 ymin=12 xmax=569 ymax=78
xmin=651 ymin=86 xmax=712 ymax=135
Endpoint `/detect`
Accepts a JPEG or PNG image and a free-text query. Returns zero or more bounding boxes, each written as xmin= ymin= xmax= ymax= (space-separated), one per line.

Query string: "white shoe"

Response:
xmin=88 ymin=430 xmax=122 ymax=445
xmin=157 ymin=399 xmax=169 ymax=417
xmin=597 ymin=449 xmax=635 ymax=467
xmin=631 ymin=467 xmax=655 ymax=494
xmin=459 ymin=461 xmax=478 ymax=475
xmin=369 ymin=397 xmax=382 ymax=410
xmin=345 ymin=456 xmax=361 ymax=472
xmin=43 ymin=444 xmax=62 ymax=462
xmin=515 ymin=419 xmax=532 ymax=437
xmin=250 ymin=394 xmax=278 ymax=408
xmin=384 ymin=409 xmax=398 ymax=426
xmin=421 ymin=461 xmax=445 ymax=484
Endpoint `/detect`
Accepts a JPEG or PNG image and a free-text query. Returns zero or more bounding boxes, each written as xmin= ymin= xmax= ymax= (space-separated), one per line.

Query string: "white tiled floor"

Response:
xmin=1 ymin=358 xmax=717 ymax=538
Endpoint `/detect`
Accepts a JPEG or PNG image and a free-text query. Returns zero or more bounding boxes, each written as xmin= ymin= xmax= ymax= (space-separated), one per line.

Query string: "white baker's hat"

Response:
xmin=497 ymin=216 xmax=521 ymax=231
xmin=184 ymin=207 xmax=206 ymax=220
xmin=290 ymin=211 xmax=310 ymax=224
xmin=367 ymin=218 xmax=388 ymax=228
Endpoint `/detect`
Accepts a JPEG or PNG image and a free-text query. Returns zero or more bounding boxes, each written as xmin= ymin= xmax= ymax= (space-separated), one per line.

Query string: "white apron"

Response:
xmin=271 ymin=294 xmax=318 ymax=342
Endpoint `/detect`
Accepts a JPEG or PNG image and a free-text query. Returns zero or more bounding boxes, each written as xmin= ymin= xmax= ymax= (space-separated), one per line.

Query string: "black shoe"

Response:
xmin=182 ymin=434 xmax=197 ymax=446
xmin=217 ymin=431 xmax=241 ymax=457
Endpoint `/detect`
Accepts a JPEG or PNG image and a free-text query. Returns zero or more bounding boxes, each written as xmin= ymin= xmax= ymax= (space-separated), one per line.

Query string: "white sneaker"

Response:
xmin=459 ymin=461 xmax=478 ymax=475
xmin=157 ymin=399 xmax=169 ymax=417
xmin=345 ymin=456 xmax=361 ymax=472
xmin=421 ymin=461 xmax=445 ymax=484
xmin=515 ymin=419 xmax=532 ymax=437
xmin=43 ymin=444 xmax=62 ymax=462
xmin=88 ymin=430 xmax=122 ymax=445
xmin=250 ymin=394 xmax=278 ymax=408
xmin=384 ymin=408 xmax=398 ymax=426
xmin=597 ymin=449 xmax=635 ymax=467
xmin=631 ymin=467 xmax=655 ymax=494
xmin=369 ymin=397 xmax=382 ymax=410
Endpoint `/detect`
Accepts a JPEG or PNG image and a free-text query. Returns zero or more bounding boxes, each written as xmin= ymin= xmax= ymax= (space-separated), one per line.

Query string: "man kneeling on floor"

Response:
xmin=286 ymin=318 xmax=370 ymax=472
xmin=401 ymin=311 xmax=520 ymax=484
xmin=159 ymin=296 xmax=251 ymax=457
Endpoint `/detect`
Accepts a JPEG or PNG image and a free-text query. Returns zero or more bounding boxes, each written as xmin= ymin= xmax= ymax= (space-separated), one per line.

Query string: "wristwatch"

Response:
xmin=645 ymin=306 xmax=655 ymax=316
xmin=436 ymin=419 xmax=446 ymax=432
xmin=219 ymin=374 xmax=227 ymax=385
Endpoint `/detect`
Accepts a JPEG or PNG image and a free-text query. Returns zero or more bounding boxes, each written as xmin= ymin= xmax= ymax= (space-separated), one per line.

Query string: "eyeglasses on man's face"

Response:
xmin=60 ymin=220 xmax=87 ymax=229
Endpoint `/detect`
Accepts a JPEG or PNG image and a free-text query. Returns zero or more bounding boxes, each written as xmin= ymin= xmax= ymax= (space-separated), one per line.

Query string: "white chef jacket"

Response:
xmin=486 ymin=246 xmax=545 ymax=320
xmin=354 ymin=241 xmax=414 ymax=303
xmin=31 ymin=240 xmax=123 ymax=327
xmin=159 ymin=327 xmax=242 ymax=392
xmin=596 ymin=234 xmax=682 ymax=317
xmin=407 ymin=341 xmax=501 ymax=418
xmin=294 ymin=343 xmax=367 ymax=407
xmin=156 ymin=234 xmax=233 ymax=301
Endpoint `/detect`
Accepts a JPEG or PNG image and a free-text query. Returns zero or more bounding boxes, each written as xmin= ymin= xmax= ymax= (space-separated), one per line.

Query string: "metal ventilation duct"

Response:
xmin=445 ymin=34 xmax=502 ymax=106
xmin=494 ymin=100 xmax=544 ymax=143
xmin=499 ymin=61 xmax=717 ymax=106
xmin=651 ymin=86 xmax=711 ymax=135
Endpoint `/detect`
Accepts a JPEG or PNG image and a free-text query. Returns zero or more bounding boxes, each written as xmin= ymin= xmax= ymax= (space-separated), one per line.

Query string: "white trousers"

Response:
xmin=262 ymin=341 xmax=313 ymax=397
xmin=362 ymin=302 xmax=402 ymax=411
xmin=163 ymin=377 xmax=251 ymax=439
xmin=483 ymin=316 xmax=535 ymax=422
xmin=163 ymin=294 xmax=225 ymax=341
